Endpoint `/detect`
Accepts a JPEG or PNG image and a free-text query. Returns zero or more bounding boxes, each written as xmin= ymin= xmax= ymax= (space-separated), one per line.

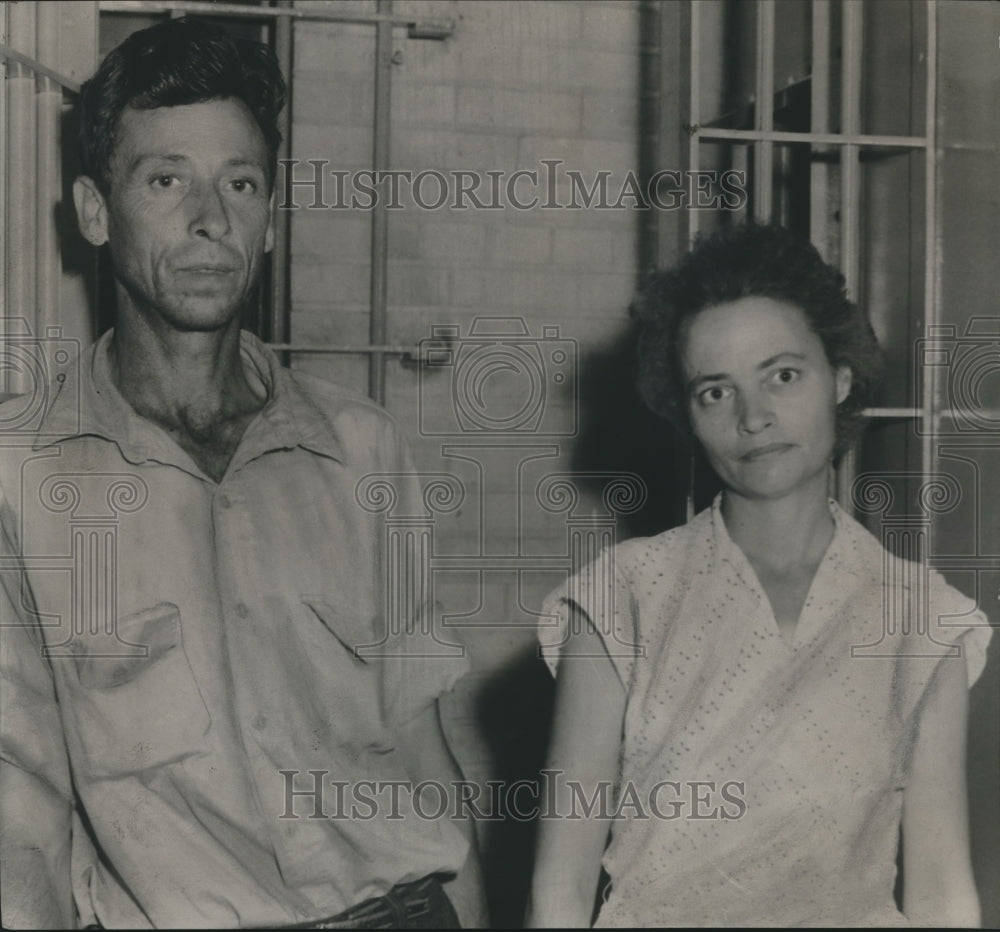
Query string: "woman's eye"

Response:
xmin=152 ymin=174 xmax=177 ymax=188
xmin=697 ymin=385 xmax=730 ymax=406
xmin=772 ymin=367 xmax=800 ymax=385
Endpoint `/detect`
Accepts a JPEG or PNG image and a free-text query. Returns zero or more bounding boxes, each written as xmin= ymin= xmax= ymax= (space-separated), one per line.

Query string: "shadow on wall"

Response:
xmin=572 ymin=318 xmax=691 ymax=539
xmin=470 ymin=315 xmax=696 ymax=926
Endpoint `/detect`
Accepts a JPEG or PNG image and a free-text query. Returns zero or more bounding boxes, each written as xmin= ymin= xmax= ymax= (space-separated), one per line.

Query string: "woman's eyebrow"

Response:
xmin=686 ymin=371 xmax=727 ymax=393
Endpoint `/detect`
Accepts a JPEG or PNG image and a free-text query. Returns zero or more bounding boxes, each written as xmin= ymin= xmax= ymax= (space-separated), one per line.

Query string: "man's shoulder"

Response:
xmin=280 ymin=369 xmax=412 ymax=468
xmin=286 ymin=369 xmax=398 ymax=428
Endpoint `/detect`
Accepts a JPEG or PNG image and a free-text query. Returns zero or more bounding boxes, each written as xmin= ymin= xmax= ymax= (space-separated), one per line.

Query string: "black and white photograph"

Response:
xmin=0 ymin=0 xmax=997 ymax=927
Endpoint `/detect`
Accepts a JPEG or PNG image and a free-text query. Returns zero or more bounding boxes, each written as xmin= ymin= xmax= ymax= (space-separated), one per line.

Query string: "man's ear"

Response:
xmin=265 ymin=191 xmax=275 ymax=254
xmin=835 ymin=365 xmax=852 ymax=405
xmin=72 ymin=175 xmax=109 ymax=246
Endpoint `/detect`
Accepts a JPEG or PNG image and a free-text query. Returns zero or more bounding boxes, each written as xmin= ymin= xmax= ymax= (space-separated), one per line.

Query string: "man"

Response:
xmin=0 ymin=19 xmax=483 ymax=929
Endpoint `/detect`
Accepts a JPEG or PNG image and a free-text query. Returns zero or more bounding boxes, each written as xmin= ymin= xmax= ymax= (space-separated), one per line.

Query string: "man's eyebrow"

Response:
xmin=126 ymin=155 xmax=267 ymax=174
xmin=127 ymin=153 xmax=187 ymax=174
xmin=224 ymin=158 xmax=267 ymax=172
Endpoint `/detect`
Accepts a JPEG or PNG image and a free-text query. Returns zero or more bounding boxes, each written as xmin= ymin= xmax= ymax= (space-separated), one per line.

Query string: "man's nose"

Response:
xmin=188 ymin=182 xmax=230 ymax=240
xmin=737 ymin=390 xmax=775 ymax=434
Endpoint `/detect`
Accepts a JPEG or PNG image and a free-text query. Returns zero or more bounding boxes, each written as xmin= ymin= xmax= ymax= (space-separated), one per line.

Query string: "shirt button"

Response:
xmin=252 ymin=714 xmax=267 ymax=731
xmin=218 ymin=493 xmax=232 ymax=509
xmin=235 ymin=602 xmax=250 ymax=619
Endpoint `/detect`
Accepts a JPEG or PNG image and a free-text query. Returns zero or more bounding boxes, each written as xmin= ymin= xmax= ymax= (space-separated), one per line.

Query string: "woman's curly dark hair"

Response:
xmin=79 ymin=17 xmax=286 ymax=194
xmin=634 ymin=222 xmax=884 ymax=459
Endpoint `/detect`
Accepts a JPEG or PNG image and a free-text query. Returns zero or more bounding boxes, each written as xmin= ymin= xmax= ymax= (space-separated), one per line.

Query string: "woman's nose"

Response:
xmin=737 ymin=391 xmax=775 ymax=434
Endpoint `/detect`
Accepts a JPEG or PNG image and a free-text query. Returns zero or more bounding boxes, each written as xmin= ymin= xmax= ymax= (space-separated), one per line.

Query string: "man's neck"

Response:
xmin=109 ymin=303 xmax=267 ymax=481
xmin=111 ymin=306 xmax=263 ymax=430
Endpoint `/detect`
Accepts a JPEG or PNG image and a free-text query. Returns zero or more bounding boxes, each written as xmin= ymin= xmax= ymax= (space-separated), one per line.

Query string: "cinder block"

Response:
xmin=418 ymin=222 xmax=488 ymax=262
xmin=391 ymin=82 xmax=457 ymax=127
xmin=291 ymin=212 xmax=372 ymax=261
xmin=387 ymin=263 xmax=451 ymax=306
xmin=552 ymin=228 xmax=619 ymax=268
xmin=491 ymin=225 xmax=552 ymax=266
xmin=293 ymin=72 xmax=373 ymax=125
xmin=291 ymin=262 xmax=371 ymax=305
xmin=456 ymin=87 xmax=581 ymax=136
xmin=290 ymin=125 xmax=374 ymax=173
xmin=581 ymin=92 xmax=640 ymax=138
xmin=579 ymin=1 xmax=642 ymax=51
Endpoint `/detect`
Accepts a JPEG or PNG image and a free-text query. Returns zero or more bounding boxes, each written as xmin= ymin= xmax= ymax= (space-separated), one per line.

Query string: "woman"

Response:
xmin=528 ymin=224 xmax=991 ymax=927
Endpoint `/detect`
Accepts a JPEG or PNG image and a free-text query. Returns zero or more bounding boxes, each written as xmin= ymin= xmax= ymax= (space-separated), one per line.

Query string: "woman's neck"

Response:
xmin=720 ymin=479 xmax=836 ymax=574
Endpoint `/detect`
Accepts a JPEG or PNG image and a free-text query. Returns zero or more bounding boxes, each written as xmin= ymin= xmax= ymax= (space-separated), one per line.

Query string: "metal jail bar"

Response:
xmin=681 ymin=0 xmax=940 ymax=520
xmin=1 ymin=3 xmax=82 ymax=395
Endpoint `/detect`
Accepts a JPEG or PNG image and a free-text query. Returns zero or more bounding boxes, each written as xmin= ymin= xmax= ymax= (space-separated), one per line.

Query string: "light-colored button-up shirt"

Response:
xmin=0 ymin=331 xmax=469 ymax=927
xmin=540 ymin=495 xmax=992 ymax=926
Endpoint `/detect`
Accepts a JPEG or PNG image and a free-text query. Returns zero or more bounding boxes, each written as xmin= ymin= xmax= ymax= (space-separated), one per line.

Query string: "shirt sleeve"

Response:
xmin=0 ymin=489 xmax=75 ymax=927
xmin=537 ymin=544 xmax=641 ymax=691
xmin=362 ymin=417 xmax=471 ymax=727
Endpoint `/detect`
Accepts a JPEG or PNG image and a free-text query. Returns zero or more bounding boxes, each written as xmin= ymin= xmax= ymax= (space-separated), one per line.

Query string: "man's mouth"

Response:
xmin=177 ymin=265 xmax=237 ymax=274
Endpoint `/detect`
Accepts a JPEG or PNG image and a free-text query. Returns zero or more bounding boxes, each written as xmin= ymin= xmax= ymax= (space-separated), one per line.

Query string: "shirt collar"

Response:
xmin=33 ymin=329 xmax=344 ymax=469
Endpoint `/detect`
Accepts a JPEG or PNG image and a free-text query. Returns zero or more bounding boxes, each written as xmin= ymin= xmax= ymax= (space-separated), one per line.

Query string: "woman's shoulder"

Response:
xmin=612 ymin=508 xmax=714 ymax=570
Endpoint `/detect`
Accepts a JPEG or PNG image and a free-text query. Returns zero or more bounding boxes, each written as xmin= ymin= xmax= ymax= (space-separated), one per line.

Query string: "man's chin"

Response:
xmin=162 ymin=296 xmax=247 ymax=333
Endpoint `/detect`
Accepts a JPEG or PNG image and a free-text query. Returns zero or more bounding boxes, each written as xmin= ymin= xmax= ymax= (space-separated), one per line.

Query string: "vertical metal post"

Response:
xmin=269 ymin=0 xmax=293 ymax=361
xmin=36 ymin=2 xmax=62 ymax=339
xmin=687 ymin=0 xmax=701 ymax=249
xmin=921 ymin=0 xmax=938 ymax=525
xmin=809 ymin=0 xmax=831 ymax=257
xmin=368 ymin=0 xmax=393 ymax=405
xmin=4 ymin=3 xmax=37 ymax=394
xmin=754 ymin=0 xmax=775 ymax=222
xmin=686 ymin=0 xmax=701 ymax=522
xmin=835 ymin=0 xmax=863 ymax=506
xmin=0 ymin=3 xmax=7 ymax=325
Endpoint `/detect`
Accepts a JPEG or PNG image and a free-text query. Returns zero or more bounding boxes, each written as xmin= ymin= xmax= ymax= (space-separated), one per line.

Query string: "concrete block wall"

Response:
xmin=287 ymin=3 xmax=645 ymax=914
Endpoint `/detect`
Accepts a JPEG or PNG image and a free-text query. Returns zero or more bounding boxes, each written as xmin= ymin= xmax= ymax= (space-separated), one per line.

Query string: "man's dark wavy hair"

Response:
xmin=634 ymin=222 xmax=884 ymax=459
xmin=79 ymin=17 xmax=286 ymax=194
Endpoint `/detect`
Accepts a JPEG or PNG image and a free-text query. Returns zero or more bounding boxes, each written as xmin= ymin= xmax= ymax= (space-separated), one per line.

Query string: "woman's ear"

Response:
xmin=73 ymin=175 xmax=109 ymax=246
xmin=835 ymin=365 xmax=853 ymax=405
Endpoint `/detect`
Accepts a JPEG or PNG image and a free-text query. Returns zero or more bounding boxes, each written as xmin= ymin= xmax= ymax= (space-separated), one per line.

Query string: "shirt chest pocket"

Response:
xmin=62 ymin=602 xmax=212 ymax=779
xmin=300 ymin=595 xmax=396 ymax=745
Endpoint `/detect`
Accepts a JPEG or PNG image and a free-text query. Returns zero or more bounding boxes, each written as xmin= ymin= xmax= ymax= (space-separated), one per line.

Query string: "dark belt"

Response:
xmin=283 ymin=875 xmax=459 ymax=930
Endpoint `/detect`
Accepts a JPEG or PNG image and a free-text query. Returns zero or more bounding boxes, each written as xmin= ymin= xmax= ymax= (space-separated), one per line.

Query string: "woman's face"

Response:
xmin=680 ymin=297 xmax=852 ymax=502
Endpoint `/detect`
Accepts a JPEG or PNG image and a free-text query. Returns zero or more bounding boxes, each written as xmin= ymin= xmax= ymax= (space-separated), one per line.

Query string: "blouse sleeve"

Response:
xmin=900 ymin=569 xmax=995 ymax=725
xmin=537 ymin=543 xmax=642 ymax=691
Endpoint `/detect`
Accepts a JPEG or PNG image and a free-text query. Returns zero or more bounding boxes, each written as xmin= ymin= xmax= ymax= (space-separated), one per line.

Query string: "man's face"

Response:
xmin=91 ymin=97 xmax=273 ymax=332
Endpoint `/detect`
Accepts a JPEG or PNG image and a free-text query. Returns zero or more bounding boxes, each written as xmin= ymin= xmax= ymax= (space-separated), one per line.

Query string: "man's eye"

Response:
xmin=230 ymin=178 xmax=258 ymax=194
xmin=152 ymin=174 xmax=177 ymax=188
